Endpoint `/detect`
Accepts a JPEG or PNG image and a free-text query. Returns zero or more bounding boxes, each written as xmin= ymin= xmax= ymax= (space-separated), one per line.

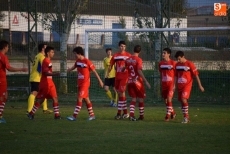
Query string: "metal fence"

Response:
xmin=1 ymin=0 xmax=230 ymax=103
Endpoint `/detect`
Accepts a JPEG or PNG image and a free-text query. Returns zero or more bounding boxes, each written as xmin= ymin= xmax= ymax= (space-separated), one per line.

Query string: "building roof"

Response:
xmin=0 ymin=0 xmax=155 ymax=17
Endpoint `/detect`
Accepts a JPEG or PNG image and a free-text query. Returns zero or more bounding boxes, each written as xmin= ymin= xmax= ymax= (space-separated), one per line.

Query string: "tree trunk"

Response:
xmin=59 ymin=33 xmax=68 ymax=94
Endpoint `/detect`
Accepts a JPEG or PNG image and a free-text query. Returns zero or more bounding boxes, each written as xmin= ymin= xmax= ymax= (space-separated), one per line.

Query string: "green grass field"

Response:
xmin=0 ymin=101 xmax=230 ymax=154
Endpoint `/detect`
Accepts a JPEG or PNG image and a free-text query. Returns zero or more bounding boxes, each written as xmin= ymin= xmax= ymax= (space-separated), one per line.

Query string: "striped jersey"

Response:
xmin=110 ymin=51 xmax=131 ymax=80
xmin=175 ymin=60 xmax=199 ymax=89
xmin=74 ymin=57 xmax=95 ymax=87
xmin=159 ymin=59 xmax=176 ymax=88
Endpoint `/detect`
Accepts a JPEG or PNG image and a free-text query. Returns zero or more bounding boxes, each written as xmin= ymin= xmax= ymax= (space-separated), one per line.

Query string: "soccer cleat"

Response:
xmin=164 ymin=117 xmax=170 ymax=122
xmin=181 ymin=117 xmax=189 ymax=124
xmin=110 ymin=100 xmax=114 ymax=106
xmin=122 ymin=114 xmax=129 ymax=119
xmin=43 ymin=109 xmax=53 ymax=114
xmin=112 ymin=103 xmax=117 ymax=107
xmin=27 ymin=113 xmax=34 ymax=120
xmin=114 ymin=114 xmax=121 ymax=120
xmin=138 ymin=117 xmax=144 ymax=121
xmin=54 ymin=115 xmax=61 ymax=119
xmin=88 ymin=116 xmax=96 ymax=121
xmin=129 ymin=116 xmax=137 ymax=121
xmin=171 ymin=113 xmax=177 ymax=120
xmin=66 ymin=116 xmax=76 ymax=121
xmin=0 ymin=117 xmax=6 ymax=123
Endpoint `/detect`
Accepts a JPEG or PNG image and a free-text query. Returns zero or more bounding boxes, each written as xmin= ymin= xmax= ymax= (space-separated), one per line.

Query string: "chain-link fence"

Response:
xmin=0 ymin=0 xmax=230 ymax=103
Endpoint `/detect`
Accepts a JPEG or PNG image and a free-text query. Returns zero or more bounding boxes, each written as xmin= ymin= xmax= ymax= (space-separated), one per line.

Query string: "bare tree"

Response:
xmin=0 ymin=12 xmax=6 ymax=39
xmin=22 ymin=0 xmax=88 ymax=93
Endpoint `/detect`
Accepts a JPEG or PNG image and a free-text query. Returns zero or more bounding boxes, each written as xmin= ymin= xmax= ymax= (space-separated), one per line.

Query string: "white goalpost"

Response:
xmin=84 ymin=26 xmax=230 ymax=58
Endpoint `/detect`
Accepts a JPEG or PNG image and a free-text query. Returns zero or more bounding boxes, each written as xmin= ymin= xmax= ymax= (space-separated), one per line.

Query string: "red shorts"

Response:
xmin=115 ymin=78 xmax=128 ymax=93
xmin=127 ymin=81 xmax=146 ymax=98
xmin=0 ymin=83 xmax=7 ymax=99
xmin=177 ymin=86 xmax=192 ymax=101
xmin=37 ymin=82 xmax=57 ymax=99
xmin=161 ymin=85 xmax=174 ymax=99
xmin=78 ymin=86 xmax=89 ymax=98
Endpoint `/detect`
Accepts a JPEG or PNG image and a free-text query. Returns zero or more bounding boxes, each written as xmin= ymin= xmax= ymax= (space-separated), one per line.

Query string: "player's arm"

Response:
xmin=92 ymin=69 xmax=104 ymax=88
xmin=7 ymin=66 xmax=27 ymax=72
xmin=190 ymin=62 xmax=204 ymax=92
xmin=67 ymin=64 xmax=76 ymax=72
xmin=5 ymin=59 xmax=27 ymax=72
xmin=137 ymin=69 xmax=151 ymax=89
xmin=195 ymin=75 xmax=204 ymax=92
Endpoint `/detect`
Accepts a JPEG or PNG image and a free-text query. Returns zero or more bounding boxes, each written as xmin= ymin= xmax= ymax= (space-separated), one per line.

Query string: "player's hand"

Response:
xmin=99 ymin=80 xmax=104 ymax=88
xmin=145 ymin=81 xmax=151 ymax=89
xmin=199 ymin=85 xmax=204 ymax=92
xmin=21 ymin=68 xmax=28 ymax=72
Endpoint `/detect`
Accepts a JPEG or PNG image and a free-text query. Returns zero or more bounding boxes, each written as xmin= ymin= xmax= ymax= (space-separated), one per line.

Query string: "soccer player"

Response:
xmin=125 ymin=45 xmax=151 ymax=121
xmin=174 ymin=51 xmax=204 ymax=123
xmin=0 ymin=40 xmax=28 ymax=123
xmin=159 ymin=48 xmax=177 ymax=122
xmin=66 ymin=46 xmax=103 ymax=121
xmin=27 ymin=43 xmax=52 ymax=114
xmin=103 ymin=48 xmax=117 ymax=107
xmin=109 ymin=40 xmax=131 ymax=119
xmin=27 ymin=46 xmax=61 ymax=120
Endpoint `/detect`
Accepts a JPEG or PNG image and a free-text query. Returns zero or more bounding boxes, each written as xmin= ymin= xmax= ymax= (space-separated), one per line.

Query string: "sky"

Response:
xmin=188 ymin=0 xmax=230 ymax=7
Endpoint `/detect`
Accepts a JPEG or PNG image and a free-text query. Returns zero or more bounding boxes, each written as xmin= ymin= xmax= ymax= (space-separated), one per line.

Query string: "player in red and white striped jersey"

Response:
xmin=109 ymin=41 xmax=131 ymax=119
xmin=159 ymin=48 xmax=177 ymax=122
xmin=175 ymin=51 xmax=204 ymax=123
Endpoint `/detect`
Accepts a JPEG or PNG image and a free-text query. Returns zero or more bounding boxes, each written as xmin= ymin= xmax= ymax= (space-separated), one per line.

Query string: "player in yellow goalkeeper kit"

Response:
xmin=27 ymin=43 xmax=52 ymax=113
xmin=103 ymin=48 xmax=118 ymax=107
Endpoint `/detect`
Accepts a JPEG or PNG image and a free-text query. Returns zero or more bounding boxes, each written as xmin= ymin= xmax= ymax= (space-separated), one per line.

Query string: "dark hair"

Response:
xmin=118 ymin=40 xmax=126 ymax=46
xmin=45 ymin=46 xmax=54 ymax=55
xmin=174 ymin=51 xmax=184 ymax=58
xmin=163 ymin=47 xmax=171 ymax=55
xmin=38 ymin=43 xmax=46 ymax=52
xmin=73 ymin=46 xmax=84 ymax=56
xmin=105 ymin=48 xmax=112 ymax=53
xmin=0 ymin=40 xmax=9 ymax=50
xmin=134 ymin=45 xmax=141 ymax=53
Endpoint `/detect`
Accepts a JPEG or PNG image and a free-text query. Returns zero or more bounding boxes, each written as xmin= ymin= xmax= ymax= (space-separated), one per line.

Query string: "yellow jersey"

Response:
xmin=29 ymin=52 xmax=45 ymax=82
xmin=103 ymin=56 xmax=115 ymax=78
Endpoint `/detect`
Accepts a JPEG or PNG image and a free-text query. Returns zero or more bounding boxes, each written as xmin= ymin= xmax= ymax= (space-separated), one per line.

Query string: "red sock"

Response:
xmin=182 ymin=102 xmax=189 ymax=118
xmin=129 ymin=101 xmax=136 ymax=117
xmin=53 ymin=102 xmax=59 ymax=117
xmin=86 ymin=102 xmax=94 ymax=117
xmin=117 ymin=97 xmax=126 ymax=115
xmin=73 ymin=102 xmax=82 ymax=118
xmin=0 ymin=101 xmax=6 ymax=117
xmin=139 ymin=102 xmax=144 ymax=119
xmin=30 ymin=102 xmax=40 ymax=115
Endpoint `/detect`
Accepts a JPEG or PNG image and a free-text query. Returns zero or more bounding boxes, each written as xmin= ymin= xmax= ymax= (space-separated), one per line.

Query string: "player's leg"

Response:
xmin=0 ymin=84 xmax=7 ymax=123
xmin=28 ymin=85 xmax=48 ymax=119
xmin=111 ymin=78 xmax=118 ymax=107
xmin=67 ymin=86 xmax=86 ymax=121
xmin=119 ymin=79 xmax=128 ymax=118
xmin=51 ymin=97 xmax=61 ymax=119
xmin=127 ymin=83 xmax=137 ymax=121
xmin=113 ymin=87 xmax=118 ymax=105
xmin=164 ymin=88 xmax=176 ymax=121
xmin=179 ymin=87 xmax=191 ymax=123
xmin=49 ymin=84 xmax=61 ymax=119
xmin=136 ymin=83 xmax=145 ymax=121
xmin=104 ymin=78 xmax=113 ymax=106
xmin=27 ymin=82 xmax=38 ymax=113
xmin=28 ymin=97 xmax=45 ymax=120
xmin=84 ymin=97 xmax=95 ymax=121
